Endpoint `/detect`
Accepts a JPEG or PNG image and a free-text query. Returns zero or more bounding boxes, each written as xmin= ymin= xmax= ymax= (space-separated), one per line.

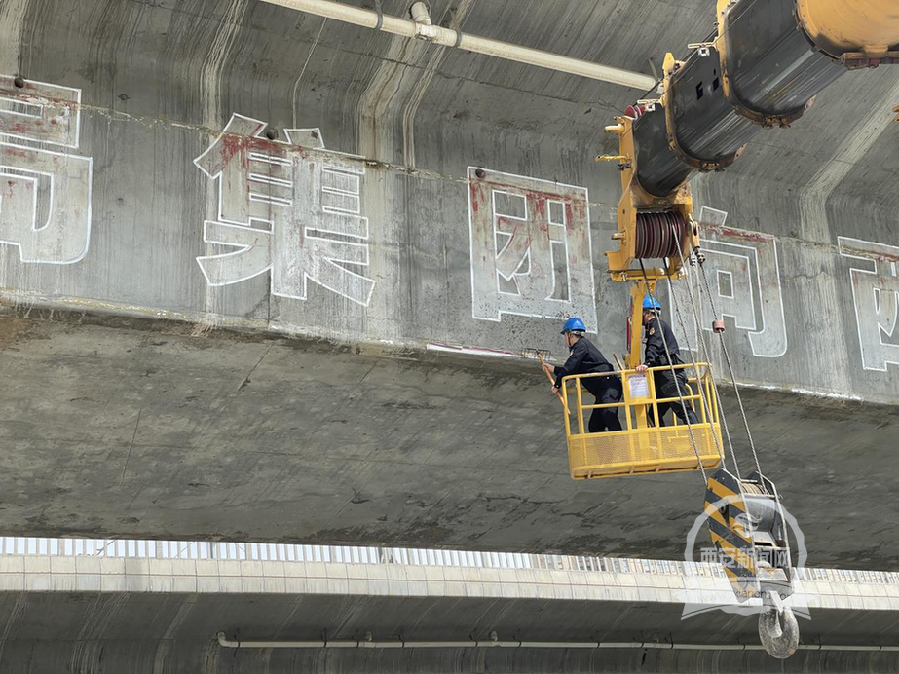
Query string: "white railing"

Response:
xmin=0 ymin=537 xmax=893 ymax=585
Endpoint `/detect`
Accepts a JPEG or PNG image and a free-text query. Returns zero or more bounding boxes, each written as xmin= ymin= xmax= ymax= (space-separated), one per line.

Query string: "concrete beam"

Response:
xmin=0 ymin=0 xmax=896 ymax=575
xmin=0 ymin=537 xmax=896 ymax=672
xmin=0 ymin=311 xmax=895 ymax=568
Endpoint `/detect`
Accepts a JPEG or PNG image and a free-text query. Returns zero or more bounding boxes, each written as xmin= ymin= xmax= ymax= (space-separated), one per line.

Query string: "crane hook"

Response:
xmin=758 ymin=591 xmax=800 ymax=659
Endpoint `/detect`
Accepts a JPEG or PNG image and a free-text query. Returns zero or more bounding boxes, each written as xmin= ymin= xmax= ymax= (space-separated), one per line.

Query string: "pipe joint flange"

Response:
xmin=410 ymin=1 xmax=437 ymax=40
xmin=414 ymin=23 xmax=438 ymax=41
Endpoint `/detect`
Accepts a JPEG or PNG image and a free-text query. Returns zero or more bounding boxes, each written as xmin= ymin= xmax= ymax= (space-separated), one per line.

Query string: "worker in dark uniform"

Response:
xmin=542 ymin=318 xmax=622 ymax=433
xmin=635 ymin=297 xmax=698 ymax=427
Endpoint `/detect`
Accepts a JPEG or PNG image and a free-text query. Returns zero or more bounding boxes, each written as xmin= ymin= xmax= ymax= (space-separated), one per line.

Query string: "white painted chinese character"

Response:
xmin=699 ymin=546 xmax=719 ymax=565
xmin=0 ymin=75 xmax=92 ymax=264
xmin=467 ymin=168 xmax=597 ymax=331
xmin=670 ymin=207 xmax=787 ymax=358
xmin=194 ymin=113 xmax=374 ymax=306
xmin=839 ymin=237 xmax=899 ymax=372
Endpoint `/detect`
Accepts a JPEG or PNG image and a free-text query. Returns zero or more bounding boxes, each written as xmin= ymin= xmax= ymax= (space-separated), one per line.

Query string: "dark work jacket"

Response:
xmin=553 ymin=337 xmax=616 ymax=391
xmin=644 ymin=316 xmax=685 ymax=372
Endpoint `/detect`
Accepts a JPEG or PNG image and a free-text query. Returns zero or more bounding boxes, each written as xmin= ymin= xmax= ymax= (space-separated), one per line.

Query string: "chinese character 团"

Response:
xmin=467 ymin=168 xmax=597 ymax=331
xmin=839 ymin=237 xmax=899 ymax=372
xmin=0 ymin=75 xmax=92 ymax=264
xmin=194 ymin=113 xmax=374 ymax=307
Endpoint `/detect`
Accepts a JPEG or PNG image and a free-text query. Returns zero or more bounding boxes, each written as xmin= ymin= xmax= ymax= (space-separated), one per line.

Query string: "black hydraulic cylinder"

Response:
xmin=633 ymin=0 xmax=846 ymax=198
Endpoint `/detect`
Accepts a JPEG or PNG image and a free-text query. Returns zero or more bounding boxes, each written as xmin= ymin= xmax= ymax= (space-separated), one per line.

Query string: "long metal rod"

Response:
xmin=536 ymin=353 xmax=564 ymax=404
xmin=216 ymin=633 xmax=899 ymax=652
xmin=258 ymin=0 xmax=658 ymax=91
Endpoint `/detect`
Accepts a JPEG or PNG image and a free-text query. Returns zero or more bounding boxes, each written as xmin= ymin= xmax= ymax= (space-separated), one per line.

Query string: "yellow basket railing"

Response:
xmin=560 ymin=363 xmax=724 ymax=479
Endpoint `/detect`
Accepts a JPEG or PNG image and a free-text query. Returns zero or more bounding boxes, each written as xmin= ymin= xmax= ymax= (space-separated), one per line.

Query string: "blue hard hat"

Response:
xmin=643 ymin=296 xmax=662 ymax=311
xmin=561 ymin=317 xmax=587 ymax=334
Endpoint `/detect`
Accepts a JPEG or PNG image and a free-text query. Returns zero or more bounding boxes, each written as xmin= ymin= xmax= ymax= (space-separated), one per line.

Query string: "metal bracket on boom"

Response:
xmin=687 ymin=41 xmax=715 ymax=57
xmin=841 ymin=51 xmax=899 ymax=69
xmin=595 ymin=154 xmax=631 ymax=170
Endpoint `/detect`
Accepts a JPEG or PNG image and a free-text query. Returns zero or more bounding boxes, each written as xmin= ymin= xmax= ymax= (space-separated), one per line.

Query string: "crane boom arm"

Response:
xmin=602 ymin=0 xmax=899 ymax=285
xmin=632 ymin=0 xmax=899 ymax=200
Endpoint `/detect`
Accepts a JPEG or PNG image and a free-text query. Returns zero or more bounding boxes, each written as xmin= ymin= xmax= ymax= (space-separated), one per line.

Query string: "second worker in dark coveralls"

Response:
xmin=542 ymin=318 xmax=622 ymax=433
xmin=635 ymin=297 xmax=698 ymax=427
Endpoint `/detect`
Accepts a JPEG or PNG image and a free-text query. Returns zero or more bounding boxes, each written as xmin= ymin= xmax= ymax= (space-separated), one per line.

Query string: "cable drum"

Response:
xmin=635 ymin=210 xmax=687 ymax=259
xmin=740 ymin=481 xmax=766 ymax=495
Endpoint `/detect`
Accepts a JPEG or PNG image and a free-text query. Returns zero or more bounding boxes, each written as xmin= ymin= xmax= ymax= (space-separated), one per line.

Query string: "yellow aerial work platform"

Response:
xmin=559 ymin=364 xmax=723 ymax=480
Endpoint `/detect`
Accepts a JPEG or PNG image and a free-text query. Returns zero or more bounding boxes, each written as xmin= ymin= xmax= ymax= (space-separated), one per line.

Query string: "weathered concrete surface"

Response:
xmin=0 ymin=543 xmax=897 ymax=673
xmin=2 ymin=310 xmax=896 ymax=569
xmin=0 ymin=0 xmax=896 ymax=567
xmin=0 ymin=0 xmax=895 ymax=402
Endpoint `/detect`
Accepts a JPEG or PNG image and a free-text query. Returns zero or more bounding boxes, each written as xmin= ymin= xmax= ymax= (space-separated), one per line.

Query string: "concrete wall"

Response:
xmin=0 ymin=0 xmax=895 ymax=405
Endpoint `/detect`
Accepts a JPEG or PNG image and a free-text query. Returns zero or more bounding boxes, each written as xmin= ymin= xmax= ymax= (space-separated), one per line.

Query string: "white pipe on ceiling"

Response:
xmin=217 ymin=632 xmax=899 ymax=652
xmin=258 ymin=0 xmax=659 ymax=91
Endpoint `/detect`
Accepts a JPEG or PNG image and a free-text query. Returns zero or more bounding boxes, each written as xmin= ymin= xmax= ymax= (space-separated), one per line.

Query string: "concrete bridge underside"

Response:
xmin=3 ymin=310 xmax=894 ymax=569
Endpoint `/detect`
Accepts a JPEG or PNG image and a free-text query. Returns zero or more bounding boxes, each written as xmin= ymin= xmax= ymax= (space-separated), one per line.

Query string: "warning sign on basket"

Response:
xmin=628 ymin=374 xmax=650 ymax=399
